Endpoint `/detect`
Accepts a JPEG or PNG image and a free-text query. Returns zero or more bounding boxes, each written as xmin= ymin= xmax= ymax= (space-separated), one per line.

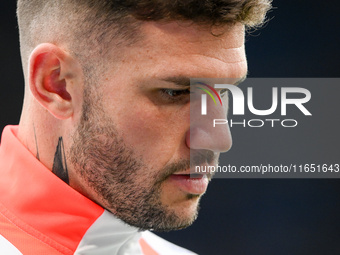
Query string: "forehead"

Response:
xmin=105 ymin=21 xmax=246 ymax=80
xmin=140 ymin=21 xmax=245 ymax=50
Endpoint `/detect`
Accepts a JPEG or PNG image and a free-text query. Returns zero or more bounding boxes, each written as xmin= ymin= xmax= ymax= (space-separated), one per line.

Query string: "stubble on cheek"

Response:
xmin=68 ymin=83 xmax=205 ymax=230
xmin=69 ymin=111 xmax=199 ymax=231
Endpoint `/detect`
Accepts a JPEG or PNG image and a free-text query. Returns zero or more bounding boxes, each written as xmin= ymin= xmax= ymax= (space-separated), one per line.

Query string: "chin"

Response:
xmin=143 ymin=196 xmax=202 ymax=232
xmin=166 ymin=195 xmax=201 ymax=228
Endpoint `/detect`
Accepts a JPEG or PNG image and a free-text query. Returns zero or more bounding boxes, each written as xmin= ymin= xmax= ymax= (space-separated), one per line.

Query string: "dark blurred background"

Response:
xmin=1 ymin=1 xmax=340 ymax=255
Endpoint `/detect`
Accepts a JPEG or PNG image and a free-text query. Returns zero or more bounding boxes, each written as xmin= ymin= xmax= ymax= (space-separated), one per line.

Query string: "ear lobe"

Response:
xmin=29 ymin=43 xmax=75 ymax=120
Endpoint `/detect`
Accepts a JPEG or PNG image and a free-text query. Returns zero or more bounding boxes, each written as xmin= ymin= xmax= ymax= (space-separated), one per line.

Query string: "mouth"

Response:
xmin=168 ymin=173 xmax=210 ymax=195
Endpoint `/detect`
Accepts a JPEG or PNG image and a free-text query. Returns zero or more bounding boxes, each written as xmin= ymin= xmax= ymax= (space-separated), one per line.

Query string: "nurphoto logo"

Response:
xmin=195 ymin=81 xmax=312 ymax=128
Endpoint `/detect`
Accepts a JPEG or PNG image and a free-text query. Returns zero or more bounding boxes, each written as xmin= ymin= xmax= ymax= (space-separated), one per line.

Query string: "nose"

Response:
xmin=187 ymin=92 xmax=232 ymax=153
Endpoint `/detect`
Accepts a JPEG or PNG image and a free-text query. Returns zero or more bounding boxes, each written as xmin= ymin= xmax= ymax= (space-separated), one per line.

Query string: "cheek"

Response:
xmin=121 ymin=109 xmax=163 ymax=143
xmin=116 ymin=103 xmax=190 ymax=164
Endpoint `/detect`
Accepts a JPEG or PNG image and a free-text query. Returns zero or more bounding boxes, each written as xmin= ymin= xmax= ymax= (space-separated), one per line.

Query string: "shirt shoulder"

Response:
xmin=141 ymin=231 xmax=198 ymax=255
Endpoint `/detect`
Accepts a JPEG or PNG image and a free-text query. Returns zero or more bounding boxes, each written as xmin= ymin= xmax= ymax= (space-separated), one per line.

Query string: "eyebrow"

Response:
xmin=161 ymin=75 xmax=247 ymax=87
xmin=161 ymin=77 xmax=191 ymax=87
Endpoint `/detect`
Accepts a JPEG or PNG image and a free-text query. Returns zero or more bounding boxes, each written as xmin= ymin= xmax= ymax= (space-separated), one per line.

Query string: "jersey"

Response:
xmin=0 ymin=126 xmax=197 ymax=255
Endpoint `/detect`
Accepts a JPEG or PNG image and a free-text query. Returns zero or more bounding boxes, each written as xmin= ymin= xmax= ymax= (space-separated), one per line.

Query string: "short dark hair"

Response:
xmin=126 ymin=0 xmax=272 ymax=26
xmin=17 ymin=0 xmax=271 ymax=79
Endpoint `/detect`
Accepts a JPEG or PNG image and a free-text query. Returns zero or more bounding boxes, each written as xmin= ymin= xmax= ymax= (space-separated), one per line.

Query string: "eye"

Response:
xmin=159 ymin=88 xmax=191 ymax=103
xmin=161 ymin=88 xmax=190 ymax=97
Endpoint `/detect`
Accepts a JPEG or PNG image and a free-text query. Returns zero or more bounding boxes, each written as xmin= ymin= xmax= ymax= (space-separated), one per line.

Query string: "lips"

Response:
xmin=168 ymin=174 xmax=209 ymax=195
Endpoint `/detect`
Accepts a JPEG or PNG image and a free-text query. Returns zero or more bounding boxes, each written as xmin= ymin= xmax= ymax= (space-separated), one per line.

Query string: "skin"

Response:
xmin=17 ymin=21 xmax=247 ymax=230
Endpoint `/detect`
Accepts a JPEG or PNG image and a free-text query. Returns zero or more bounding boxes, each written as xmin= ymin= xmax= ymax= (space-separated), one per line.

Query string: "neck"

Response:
xmin=18 ymin=101 xmax=71 ymax=183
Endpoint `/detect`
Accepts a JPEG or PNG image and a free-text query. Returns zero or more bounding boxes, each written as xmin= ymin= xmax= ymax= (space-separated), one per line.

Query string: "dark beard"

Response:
xmin=69 ymin=90 xmax=200 ymax=231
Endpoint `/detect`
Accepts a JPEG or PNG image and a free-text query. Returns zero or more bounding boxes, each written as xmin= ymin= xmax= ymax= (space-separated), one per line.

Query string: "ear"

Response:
xmin=28 ymin=43 xmax=82 ymax=119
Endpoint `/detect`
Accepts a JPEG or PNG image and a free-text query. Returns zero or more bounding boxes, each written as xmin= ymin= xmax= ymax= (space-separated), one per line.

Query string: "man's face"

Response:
xmin=69 ymin=21 xmax=247 ymax=231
